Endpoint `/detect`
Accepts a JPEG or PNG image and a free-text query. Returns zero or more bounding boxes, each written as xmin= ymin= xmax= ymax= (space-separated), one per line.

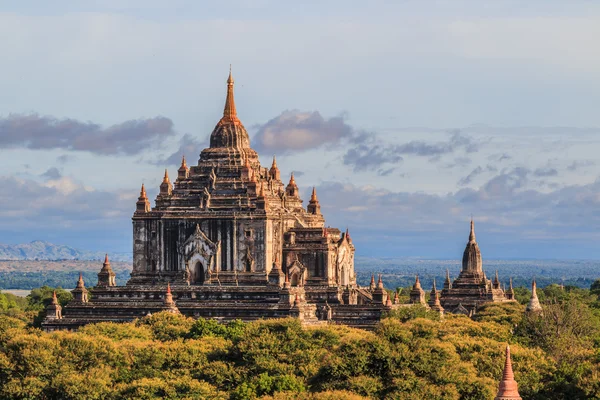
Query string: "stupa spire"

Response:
xmin=307 ymin=186 xmax=321 ymax=215
xmin=413 ymin=274 xmax=422 ymax=290
xmin=269 ymin=155 xmax=280 ymax=180
xmin=526 ymin=279 xmax=542 ymax=312
xmin=494 ymin=345 xmax=522 ymax=400
xmin=76 ymin=272 xmax=84 ymax=288
xmin=219 ymin=65 xmax=240 ymax=125
xmin=51 ymin=290 xmax=59 ymax=305
xmin=444 ymin=269 xmax=452 ymax=290
xmin=469 ymin=218 xmax=476 ymax=243
xmin=137 ymin=184 xmax=151 ymax=212
xmin=428 ymin=278 xmax=444 ymax=313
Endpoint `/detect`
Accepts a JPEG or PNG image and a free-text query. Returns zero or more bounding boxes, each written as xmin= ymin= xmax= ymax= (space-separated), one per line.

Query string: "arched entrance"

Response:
xmin=194 ymin=261 xmax=205 ymax=285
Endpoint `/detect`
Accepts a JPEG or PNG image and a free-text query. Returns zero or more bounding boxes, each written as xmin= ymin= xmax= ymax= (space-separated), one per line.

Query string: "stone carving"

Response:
xmin=182 ymin=224 xmax=221 ymax=284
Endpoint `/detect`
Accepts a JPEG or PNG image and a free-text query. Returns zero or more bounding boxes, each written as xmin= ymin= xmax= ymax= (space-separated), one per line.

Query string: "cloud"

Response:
xmin=567 ymin=160 xmax=595 ymax=171
xmin=342 ymin=142 xmax=403 ymax=172
xmin=533 ymin=167 xmax=558 ymax=177
xmin=154 ymin=133 xmax=207 ymax=166
xmin=56 ymin=154 xmax=76 ymax=164
xmin=0 ymin=114 xmax=176 ymax=155
xmin=314 ymin=172 xmax=600 ymax=258
xmin=252 ymin=110 xmax=353 ymax=153
xmin=40 ymin=167 xmax=62 ymax=180
xmin=458 ymin=166 xmax=483 ymax=186
xmin=0 ymin=175 xmax=137 ymax=253
xmin=343 ymin=130 xmax=478 ymax=172
xmin=395 ymin=130 xmax=479 ymax=157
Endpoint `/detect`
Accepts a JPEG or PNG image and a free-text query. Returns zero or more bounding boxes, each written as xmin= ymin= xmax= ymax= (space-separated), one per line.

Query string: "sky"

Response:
xmin=1 ymin=0 xmax=600 ymax=259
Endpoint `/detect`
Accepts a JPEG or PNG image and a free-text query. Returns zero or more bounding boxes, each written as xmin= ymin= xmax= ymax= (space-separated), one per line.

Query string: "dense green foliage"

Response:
xmin=0 ymin=283 xmax=599 ymax=399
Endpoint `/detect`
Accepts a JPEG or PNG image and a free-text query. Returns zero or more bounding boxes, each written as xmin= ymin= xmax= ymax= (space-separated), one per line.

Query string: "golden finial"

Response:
xmin=180 ymin=155 xmax=187 ymax=169
xmin=220 ymin=66 xmax=239 ymax=124
xmin=311 ymin=187 xmax=317 ymax=201
xmin=163 ymin=169 xmax=170 ymax=183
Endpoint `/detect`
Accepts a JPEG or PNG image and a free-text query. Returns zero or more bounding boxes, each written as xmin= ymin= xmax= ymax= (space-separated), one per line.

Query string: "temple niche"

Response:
xmin=43 ymin=69 xmax=390 ymax=332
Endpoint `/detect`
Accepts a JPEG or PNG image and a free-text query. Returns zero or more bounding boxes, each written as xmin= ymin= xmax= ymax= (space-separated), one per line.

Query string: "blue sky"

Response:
xmin=0 ymin=1 xmax=599 ymax=259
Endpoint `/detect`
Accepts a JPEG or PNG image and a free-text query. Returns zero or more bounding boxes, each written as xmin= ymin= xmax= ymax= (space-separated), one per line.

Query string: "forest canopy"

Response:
xmin=0 ymin=281 xmax=599 ymax=399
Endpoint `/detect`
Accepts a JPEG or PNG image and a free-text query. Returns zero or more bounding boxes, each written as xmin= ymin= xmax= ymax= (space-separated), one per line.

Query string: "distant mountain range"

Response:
xmin=0 ymin=241 xmax=132 ymax=262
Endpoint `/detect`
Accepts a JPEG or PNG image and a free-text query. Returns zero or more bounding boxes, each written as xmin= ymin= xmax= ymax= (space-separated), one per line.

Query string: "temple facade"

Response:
xmin=440 ymin=220 xmax=515 ymax=314
xmin=42 ymin=70 xmax=389 ymax=332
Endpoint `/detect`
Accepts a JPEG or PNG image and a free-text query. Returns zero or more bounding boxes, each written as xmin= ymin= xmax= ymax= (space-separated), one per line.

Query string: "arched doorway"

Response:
xmin=194 ymin=261 xmax=205 ymax=285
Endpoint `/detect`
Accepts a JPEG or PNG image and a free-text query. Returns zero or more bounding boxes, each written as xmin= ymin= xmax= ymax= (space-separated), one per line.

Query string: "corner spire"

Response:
xmin=311 ymin=187 xmax=317 ymax=202
xmin=220 ymin=66 xmax=240 ymax=125
xmin=163 ymin=169 xmax=170 ymax=183
xmin=495 ymin=345 xmax=522 ymax=400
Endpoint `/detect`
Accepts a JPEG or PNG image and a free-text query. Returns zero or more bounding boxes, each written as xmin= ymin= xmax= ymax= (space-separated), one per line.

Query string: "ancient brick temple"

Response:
xmin=43 ymin=70 xmax=389 ymax=331
xmin=440 ymin=220 xmax=515 ymax=314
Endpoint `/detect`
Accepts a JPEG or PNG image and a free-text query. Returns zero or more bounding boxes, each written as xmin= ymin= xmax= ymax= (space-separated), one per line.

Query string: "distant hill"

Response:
xmin=0 ymin=241 xmax=131 ymax=262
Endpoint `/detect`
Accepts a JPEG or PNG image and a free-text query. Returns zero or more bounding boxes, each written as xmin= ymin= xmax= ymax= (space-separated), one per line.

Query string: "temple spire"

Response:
xmin=444 ymin=269 xmax=452 ymax=290
xmin=495 ymin=345 xmax=522 ymax=400
xmin=469 ymin=218 xmax=476 ymax=243
xmin=269 ymin=155 xmax=280 ymax=180
xmin=136 ymin=184 xmax=151 ymax=212
xmin=220 ymin=66 xmax=240 ymax=125
xmin=307 ymin=186 xmax=321 ymax=215
xmin=428 ymin=278 xmax=444 ymax=313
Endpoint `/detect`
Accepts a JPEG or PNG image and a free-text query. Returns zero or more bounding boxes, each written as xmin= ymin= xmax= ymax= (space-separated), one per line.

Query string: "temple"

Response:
xmin=440 ymin=219 xmax=515 ymax=314
xmin=42 ymin=70 xmax=390 ymax=332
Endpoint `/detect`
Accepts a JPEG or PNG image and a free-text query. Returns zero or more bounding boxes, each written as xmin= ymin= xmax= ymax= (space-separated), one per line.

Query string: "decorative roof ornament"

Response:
xmin=98 ymin=254 xmax=116 ymax=287
xmin=72 ymin=272 xmax=89 ymax=303
xmin=136 ymin=184 xmax=151 ymax=212
xmin=178 ymin=155 xmax=189 ymax=180
xmin=495 ymin=345 xmax=522 ymax=400
xmin=269 ymin=155 xmax=280 ymax=180
xmin=218 ymin=65 xmax=240 ymax=125
xmin=308 ymin=187 xmax=321 ymax=215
